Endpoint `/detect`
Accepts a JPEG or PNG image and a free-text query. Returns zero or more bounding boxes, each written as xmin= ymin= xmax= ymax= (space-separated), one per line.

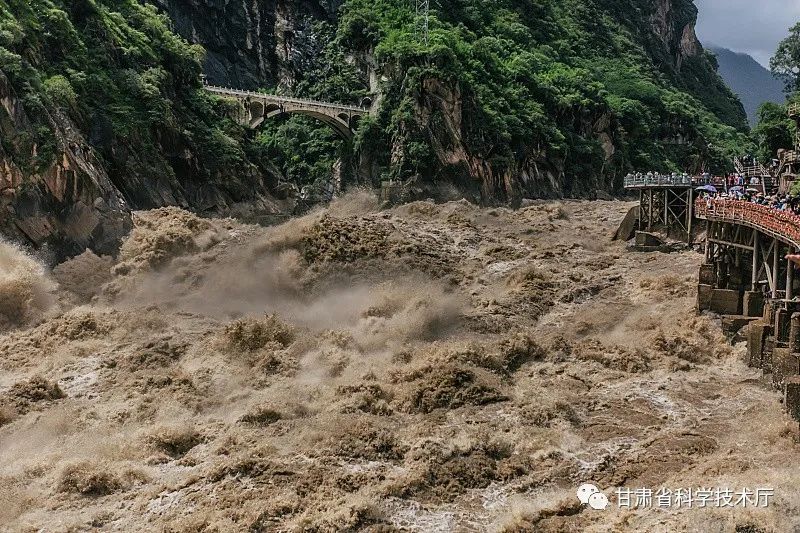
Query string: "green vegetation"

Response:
xmin=276 ymin=0 xmax=751 ymax=198
xmin=753 ymin=102 xmax=796 ymax=163
xmin=0 ymin=0 xmax=261 ymax=205
xmin=752 ymin=22 xmax=800 ymax=169
xmin=1 ymin=0 xmax=752 ymax=206
xmin=772 ymin=22 xmax=800 ymax=94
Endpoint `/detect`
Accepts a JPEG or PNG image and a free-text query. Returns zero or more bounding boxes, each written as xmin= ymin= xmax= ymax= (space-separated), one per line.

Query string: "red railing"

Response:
xmin=695 ymin=199 xmax=800 ymax=246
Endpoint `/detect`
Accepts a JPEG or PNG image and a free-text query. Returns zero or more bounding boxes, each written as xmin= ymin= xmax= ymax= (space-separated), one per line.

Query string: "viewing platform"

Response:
xmin=623 ymin=174 xmax=700 ymax=189
xmin=623 ymin=174 xmax=707 ymax=241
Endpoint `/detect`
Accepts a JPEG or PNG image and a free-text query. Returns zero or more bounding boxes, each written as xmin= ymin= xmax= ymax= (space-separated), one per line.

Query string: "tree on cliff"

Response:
xmin=753 ymin=22 xmax=800 ymax=161
xmin=772 ymin=22 xmax=800 ymax=93
xmin=753 ymin=102 xmax=796 ymax=163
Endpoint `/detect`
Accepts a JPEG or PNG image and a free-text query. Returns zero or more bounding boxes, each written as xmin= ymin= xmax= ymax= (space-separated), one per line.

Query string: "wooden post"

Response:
xmin=648 ymin=189 xmax=653 ymax=231
xmin=773 ymin=238 xmax=780 ymax=299
xmin=687 ymin=188 xmax=693 ymax=244
xmin=639 ymin=189 xmax=643 ymax=229
xmin=752 ymin=230 xmax=759 ymax=291
xmin=789 ymin=255 xmax=796 ymax=301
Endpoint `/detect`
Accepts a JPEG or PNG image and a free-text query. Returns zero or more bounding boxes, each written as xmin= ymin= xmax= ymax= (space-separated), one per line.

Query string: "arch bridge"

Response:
xmin=204 ymin=85 xmax=369 ymax=140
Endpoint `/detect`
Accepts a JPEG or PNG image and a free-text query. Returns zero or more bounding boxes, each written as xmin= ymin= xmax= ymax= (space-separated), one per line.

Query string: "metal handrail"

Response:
xmin=781 ymin=150 xmax=800 ymax=164
xmin=734 ymin=156 xmax=771 ymax=178
xmin=788 ymin=103 xmax=800 ymax=118
xmin=203 ymin=85 xmax=367 ymax=114
xmin=695 ymin=199 xmax=800 ymax=248
xmin=623 ymin=175 xmax=704 ymax=188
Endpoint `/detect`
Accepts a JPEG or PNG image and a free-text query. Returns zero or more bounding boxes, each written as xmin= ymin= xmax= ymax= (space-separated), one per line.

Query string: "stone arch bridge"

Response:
xmin=204 ymin=85 xmax=369 ymax=139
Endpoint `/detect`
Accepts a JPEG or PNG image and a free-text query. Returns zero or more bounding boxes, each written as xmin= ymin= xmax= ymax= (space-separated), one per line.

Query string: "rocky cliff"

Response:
xmin=149 ymin=0 xmax=340 ymax=90
xmin=355 ymin=0 xmax=748 ymax=202
xmin=148 ymin=0 xmax=748 ymax=204
xmin=0 ymin=0 xmax=747 ymax=257
xmin=0 ymin=0 xmax=292 ymax=260
xmin=0 ymin=71 xmax=130 ymax=256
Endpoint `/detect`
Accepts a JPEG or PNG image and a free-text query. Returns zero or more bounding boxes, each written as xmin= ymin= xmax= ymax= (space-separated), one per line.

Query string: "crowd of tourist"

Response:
xmin=625 ymin=171 xmax=764 ymax=188
xmin=625 ymin=171 xmax=693 ymax=183
xmin=624 ymin=163 xmax=800 ymax=217
xmin=702 ymin=190 xmax=800 ymax=217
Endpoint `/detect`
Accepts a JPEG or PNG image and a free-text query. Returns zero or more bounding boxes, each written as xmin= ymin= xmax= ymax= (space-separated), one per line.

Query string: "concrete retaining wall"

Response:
xmin=709 ymin=289 xmax=741 ymax=315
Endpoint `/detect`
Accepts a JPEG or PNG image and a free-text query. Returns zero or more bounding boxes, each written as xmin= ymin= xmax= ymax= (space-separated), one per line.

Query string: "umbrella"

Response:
xmin=696 ymin=185 xmax=717 ymax=193
xmin=746 ymin=188 xmax=759 ymax=193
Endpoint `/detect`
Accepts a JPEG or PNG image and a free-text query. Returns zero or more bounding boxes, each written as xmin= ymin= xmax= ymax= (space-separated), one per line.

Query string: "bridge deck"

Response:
xmin=695 ymin=199 xmax=800 ymax=249
xmin=203 ymin=85 xmax=367 ymax=114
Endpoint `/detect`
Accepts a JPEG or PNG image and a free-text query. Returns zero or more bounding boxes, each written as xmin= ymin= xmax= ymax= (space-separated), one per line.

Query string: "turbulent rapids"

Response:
xmin=0 ymin=194 xmax=797 ymax=531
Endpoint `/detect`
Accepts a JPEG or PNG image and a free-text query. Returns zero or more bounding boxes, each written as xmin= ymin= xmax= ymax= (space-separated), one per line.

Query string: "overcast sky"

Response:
xmin=695 ymin=0 xmax=800 ymax=67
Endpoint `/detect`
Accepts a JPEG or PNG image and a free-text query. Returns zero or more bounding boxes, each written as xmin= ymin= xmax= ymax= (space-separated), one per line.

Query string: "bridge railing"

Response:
xmin=695 ymin=199 xmax=800 ymax=247
xmin=734 ymin=156 xmax=771 ymax=179
xmin=781 ymin=150 xmax=800 ymax=165
xmin=623 ymin=174 xmax=710 ymax=188
xmin=788 ymin=103 xmax=800 ymax=118
xmin=203 ymin=85 xmax=367 ymax=114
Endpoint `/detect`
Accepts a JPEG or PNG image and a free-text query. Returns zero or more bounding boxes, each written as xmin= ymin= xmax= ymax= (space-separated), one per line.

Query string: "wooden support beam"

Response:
xmin=765 ymin=262 xmax=774 ymax=294
xmin=752 ymin=230 xmax=760 ymax=290
xmin=687 ymin=188 xmax=693 ymax=244
xmin=708 ymin=238 xmax=754 ymax=252
xmin=773 ymin=237 xmax=781 ymax=299
xmin=789 ymin=255 xmax=796 ymax=301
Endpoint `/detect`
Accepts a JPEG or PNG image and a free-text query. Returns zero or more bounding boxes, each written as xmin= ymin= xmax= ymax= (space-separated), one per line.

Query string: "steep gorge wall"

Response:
xmin=149 ymin=0 xmax=340 ymax=90
xmin=0 ymin=0 xmax=292 ymax=259
xmin=151 ymin=0 xmax=746 ymax=205
xmin=0 ymin=71 xmax=130 ymax=256
xmin=370 ymin=0 xmax=748 ymax=203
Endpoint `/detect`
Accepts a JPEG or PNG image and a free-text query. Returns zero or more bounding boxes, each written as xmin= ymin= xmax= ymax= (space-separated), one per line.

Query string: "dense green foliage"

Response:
xmin=272 ymin=0 xmax=750 ymax=197
xmin=772 ymin=22 xmax=800 ymax=94
xmin=753 ymin=102 xmax=796 ymax=163
xmin=1 ymin=0 xmax=752 ymax=205
xmin=753 ymin=24 xmax=800 ymax=169
xmin=0 ymin=0 xmax=261 ymax=206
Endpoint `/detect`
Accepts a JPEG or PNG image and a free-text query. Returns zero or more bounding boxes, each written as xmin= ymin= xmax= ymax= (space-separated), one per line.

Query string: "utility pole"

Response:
xmin=415 ymin=0 xmax=430 ymax=45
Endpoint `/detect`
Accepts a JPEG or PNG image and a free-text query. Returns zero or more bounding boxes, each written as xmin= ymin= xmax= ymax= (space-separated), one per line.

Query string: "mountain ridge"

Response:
xmin=708 ymin=45 xmax=786 ymax=125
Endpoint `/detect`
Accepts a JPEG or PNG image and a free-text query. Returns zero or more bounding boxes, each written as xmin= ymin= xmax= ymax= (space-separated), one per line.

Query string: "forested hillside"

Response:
xmin=0 ymin=0 xmax=749 ymax=256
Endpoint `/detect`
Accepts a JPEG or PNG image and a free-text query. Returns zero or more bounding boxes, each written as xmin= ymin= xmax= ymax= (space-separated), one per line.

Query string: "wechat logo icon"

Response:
xmin=577 ymin=483 xmax=609 ymax=510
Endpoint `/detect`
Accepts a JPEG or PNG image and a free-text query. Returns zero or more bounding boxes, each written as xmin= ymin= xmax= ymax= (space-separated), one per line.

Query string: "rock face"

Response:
xmin=0 ymin=72 xmax=131 ymax=257
xmin=0 ymin=0 xmax=296 ymax=261
xmin=650 ymin=0 xmax=701 ymax=69
xmin=151 ymin=0 xmax=338 ymax=90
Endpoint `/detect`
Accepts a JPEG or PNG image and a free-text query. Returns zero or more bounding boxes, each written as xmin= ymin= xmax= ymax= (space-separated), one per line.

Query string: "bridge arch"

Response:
xmin=260 ymin=107 xmax=355 ymax=140
xmin=203 ymin=86 xmax=369 ymax=141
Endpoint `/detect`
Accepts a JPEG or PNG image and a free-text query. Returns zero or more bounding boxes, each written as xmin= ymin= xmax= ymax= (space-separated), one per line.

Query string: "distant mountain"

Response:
xmin=709 ymin=46 xmax=786 ymax=126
